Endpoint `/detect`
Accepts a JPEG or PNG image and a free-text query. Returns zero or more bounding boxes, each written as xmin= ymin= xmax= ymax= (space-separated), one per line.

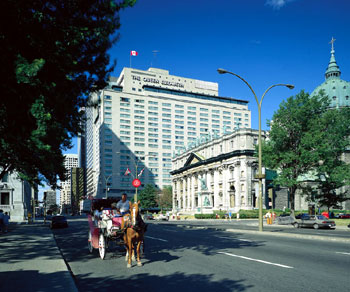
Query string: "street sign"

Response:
xmin=132 ymin=178 xmax=141 ymax=188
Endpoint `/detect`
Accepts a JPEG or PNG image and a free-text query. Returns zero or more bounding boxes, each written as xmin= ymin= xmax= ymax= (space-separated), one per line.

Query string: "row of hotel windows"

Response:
xmin=108 ymin=114 xmax=248 ymax=123
xmin=104 ymin=95 xmax=249 ymax=116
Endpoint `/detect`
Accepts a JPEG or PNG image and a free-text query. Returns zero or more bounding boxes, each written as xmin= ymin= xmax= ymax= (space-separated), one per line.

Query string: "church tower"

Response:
xmin=311 ymin=38 xmax=350 ymax=108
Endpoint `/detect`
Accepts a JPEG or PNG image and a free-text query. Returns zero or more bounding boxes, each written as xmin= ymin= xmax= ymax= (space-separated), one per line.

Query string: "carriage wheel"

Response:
xmin=88 ymin=231 xmax=93 ymax=253
xmin=99 ymin=233 xmax=106 ymax=260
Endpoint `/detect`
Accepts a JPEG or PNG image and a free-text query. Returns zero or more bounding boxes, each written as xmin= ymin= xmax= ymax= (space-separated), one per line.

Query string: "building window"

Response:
xmin=1 ymin=173 xmax=8 ymax=182
xmin=0 ymin=194 xmax=10 ymax=209
xmin=121 ymin=97 xmax=130 ymax=102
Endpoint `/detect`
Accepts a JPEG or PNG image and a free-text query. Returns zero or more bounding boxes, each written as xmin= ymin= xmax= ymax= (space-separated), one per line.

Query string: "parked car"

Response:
xmin=143 ymin=213 xmax=154 ymax=220
xmin=50 ymin=215 xmax=68 ymax=229
xmin=339 ymin=214 xmax=350 ymax=219
xmin=293 ymin=214 xmax=336 ymax=229
xmin=295 ymin=213 xmax=308 ymax=219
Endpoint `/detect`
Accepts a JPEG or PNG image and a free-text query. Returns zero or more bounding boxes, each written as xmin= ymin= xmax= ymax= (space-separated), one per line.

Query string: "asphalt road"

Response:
xmin=53 ymin=218 xmax=350 ymax=292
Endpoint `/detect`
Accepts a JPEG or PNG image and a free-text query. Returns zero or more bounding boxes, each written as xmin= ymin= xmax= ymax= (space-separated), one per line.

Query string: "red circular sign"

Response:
xmin=132 ymin=179 xmax=141 ymax=188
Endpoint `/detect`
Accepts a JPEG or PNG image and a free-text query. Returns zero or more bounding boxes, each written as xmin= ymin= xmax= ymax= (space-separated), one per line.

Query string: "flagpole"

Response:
xmin=130 ymin=53 xmax=131 ymax=68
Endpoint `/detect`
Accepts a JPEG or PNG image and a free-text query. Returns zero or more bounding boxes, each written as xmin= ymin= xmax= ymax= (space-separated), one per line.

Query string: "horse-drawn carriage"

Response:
xmin=87 ymin=198 xmax=125 ymax=259
xmin=87 ymin=197 xmax=146 ymax=267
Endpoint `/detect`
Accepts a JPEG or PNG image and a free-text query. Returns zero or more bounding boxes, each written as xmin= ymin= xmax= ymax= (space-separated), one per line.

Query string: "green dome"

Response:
xmin=311 ymin=38 xmax=350 ymax=108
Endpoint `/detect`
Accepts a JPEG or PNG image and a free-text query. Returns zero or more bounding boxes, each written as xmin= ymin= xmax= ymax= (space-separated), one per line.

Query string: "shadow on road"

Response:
xmin=75 ymin=271 xmax=253 ymax=292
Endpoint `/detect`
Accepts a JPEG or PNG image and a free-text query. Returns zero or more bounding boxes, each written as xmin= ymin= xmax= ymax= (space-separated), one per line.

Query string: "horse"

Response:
xmin=123 ymin=201 xmax=146 ymax=268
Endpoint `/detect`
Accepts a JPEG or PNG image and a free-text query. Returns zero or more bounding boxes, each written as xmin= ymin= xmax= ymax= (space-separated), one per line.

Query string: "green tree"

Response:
xmin=157 ymin=186 xmax=173 ymax=210
xmin=261 ymin=90 xmax=331 ymax=212
xmin=138 ymin=184 xmax=158 ymax=209
xmin=311 ymin=107 xmax=350 ymax=211
xmin=0 ymin=0 xmax=135 ymax=187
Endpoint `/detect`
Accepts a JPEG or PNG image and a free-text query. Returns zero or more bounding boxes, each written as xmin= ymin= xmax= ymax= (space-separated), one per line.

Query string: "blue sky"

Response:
xmin=54 ymin=0 xmax=349 ymax=200
xmin=65 ymin=0 xmax=350 ymax=156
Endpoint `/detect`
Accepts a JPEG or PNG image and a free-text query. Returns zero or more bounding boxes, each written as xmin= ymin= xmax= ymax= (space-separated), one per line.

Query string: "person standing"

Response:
xmin=0 ymin=210 xmax=4 ymax=234
xmin=3 ymin=212 xmax=10 ymax=233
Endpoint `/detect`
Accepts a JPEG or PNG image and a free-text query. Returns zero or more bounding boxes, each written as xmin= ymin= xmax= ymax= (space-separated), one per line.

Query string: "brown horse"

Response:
xmin=123 ymin=201 xmax=145 ymax=268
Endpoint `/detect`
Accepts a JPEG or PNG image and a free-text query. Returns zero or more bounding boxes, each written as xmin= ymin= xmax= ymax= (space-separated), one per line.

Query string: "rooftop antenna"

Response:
xmin=151 ymin=50 xmax=159 ymax=67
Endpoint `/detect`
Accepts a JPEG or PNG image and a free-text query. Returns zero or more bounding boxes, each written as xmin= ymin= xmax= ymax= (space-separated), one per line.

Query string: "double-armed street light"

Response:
xmin=217 ymin=68 xmax=294 ymax=231
xmin=104 ymin=173 xmax=119 ymax=199
xmin=127 ymin=153 xmax=156 ymax=202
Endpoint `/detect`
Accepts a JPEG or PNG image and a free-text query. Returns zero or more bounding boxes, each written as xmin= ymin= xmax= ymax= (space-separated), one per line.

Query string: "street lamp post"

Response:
xmin=217 ymin=68 xmax=294 ymax=231
xmin=104 ymin=173 xmax=114 ymax=199
xmin=128 ymin=153 xmax=156 ymax=203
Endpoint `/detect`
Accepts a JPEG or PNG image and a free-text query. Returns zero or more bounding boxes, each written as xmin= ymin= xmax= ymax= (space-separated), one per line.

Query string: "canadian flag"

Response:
xmin=124 ymin=168 xmax=131 ymax=176
xmin=130 ymin=50 xmax=138 ymax=56
xmin=138 ymin=168 xmax=145 ymax=177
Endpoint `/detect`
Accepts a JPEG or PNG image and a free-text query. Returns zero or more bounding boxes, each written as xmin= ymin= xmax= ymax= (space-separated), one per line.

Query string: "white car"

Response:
xmin=156 ymin=214 xmax=169 ymax=221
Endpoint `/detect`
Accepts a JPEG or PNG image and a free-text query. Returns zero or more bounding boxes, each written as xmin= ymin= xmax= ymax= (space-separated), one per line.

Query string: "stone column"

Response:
xmin=222 ymin=165 xmax=230 ymax=210
xmin=187 ymin=175 xmax=191 ymax=210
xmin=182 ymin=177 xmax=186 ymax=210
xmin=234 ymin=161 xmax=241 ymax=208
xmin=172 ymin=179 xmax=176 ymax=212
xmin=213 ymin=168 xmax=219 ymax=209
xmin=176 ymin=179 xmax=181 ymax=210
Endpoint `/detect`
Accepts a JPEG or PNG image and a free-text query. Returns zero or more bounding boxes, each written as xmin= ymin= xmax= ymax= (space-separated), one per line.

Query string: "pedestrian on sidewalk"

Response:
xmin=3 ymin=212 xmax=10 ymax=233
xmin=0 ymin=209 xmax=4 ymax=234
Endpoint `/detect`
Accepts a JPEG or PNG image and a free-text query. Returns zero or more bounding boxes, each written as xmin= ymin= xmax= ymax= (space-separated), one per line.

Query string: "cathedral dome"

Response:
xmin=311 ymin=38 xmax=350 ymax=108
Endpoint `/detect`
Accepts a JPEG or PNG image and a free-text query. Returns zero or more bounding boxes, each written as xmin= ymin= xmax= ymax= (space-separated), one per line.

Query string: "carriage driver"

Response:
xmin=116 ymin=193 xmax=147 ymax=232
xmin=116 ymin=193 xmax=130 ymax=216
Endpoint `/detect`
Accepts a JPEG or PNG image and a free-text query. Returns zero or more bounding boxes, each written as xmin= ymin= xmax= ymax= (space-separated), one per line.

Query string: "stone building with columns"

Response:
xmin=171 ymin=128 xmax=267 ymax=214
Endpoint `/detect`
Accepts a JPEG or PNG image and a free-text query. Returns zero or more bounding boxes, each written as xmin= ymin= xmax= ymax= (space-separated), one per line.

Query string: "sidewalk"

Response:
xmin=0 ymin=223 xmax=78 ymax=292
xmin=164 ymin=219 xmax=350 ymax=243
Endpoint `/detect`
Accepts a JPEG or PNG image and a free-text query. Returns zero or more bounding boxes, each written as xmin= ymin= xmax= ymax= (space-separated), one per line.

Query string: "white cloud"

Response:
xmin=265 ymin=0 xmax=293 ymax=10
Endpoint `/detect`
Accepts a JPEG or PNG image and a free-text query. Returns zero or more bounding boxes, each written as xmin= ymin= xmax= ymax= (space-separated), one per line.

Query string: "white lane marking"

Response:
xmin=218 ymin=252 xmax=294 ymax=269
xmin=336 ymin=252 xmax=350 ymax=255
xmin=145 ymin=235 xmax=168 ymax=242
xmin=162 ymin=229 xmax=177 ymax=232
xmin=217 ymin=236 xmax=253 ymax=242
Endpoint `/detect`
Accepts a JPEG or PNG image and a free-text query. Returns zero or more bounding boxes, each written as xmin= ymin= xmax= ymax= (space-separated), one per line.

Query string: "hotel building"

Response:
xmin=60 ymin=154 xmax=78 ymax=210
xmin=84 ymin=67 xmax=251 ymax=198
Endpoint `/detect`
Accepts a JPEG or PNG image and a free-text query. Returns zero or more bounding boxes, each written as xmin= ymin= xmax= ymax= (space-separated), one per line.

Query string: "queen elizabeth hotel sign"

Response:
xmin=132 ymin=75 xmax=185 ymax=88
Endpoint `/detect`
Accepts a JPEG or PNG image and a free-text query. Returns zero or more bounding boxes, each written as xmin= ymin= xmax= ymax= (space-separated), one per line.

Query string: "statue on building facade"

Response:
xmin=203 ymin=196 xmax=210 ymax=206
xmin=199 ymin=176 xmax=208 ymax=190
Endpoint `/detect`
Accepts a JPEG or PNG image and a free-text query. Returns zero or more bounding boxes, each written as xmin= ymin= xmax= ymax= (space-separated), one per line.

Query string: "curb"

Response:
xmin=174 ymin=224 xmax=350 ymax=243
xmin=51 ymin=232 xmax=79 ymax=292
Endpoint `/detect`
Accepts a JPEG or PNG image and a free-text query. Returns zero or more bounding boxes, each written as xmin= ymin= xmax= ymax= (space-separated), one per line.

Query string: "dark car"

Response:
xmin=50 ymin=215 xmax=68 ymax=229
xmin=339 ymin=214 xmax=350 ymax=219
xmin=143 ymin=213 xmax=154 ymax=220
